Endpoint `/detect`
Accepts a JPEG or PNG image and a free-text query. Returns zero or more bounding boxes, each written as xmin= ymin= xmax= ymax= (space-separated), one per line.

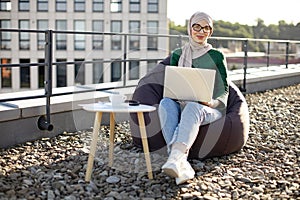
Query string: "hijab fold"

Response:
xmin=178 ymin=12 xmax=213 ymax=67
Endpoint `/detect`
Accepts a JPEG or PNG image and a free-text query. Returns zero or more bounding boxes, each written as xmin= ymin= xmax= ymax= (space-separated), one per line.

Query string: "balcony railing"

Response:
xmin=1 ymin=28 xmax=300 ymax=130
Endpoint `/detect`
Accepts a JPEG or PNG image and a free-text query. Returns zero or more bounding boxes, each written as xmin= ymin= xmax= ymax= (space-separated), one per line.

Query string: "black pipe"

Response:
xmin=37 ymin=115 xmax=53 ymax=131
xmin=241 ymin=40 xmax=248 ymax=93
xmin=38 ymin=30 xmax=54 ymax=131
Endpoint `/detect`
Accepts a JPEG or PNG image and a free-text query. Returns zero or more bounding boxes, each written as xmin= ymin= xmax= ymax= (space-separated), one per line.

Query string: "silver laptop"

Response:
xmin=163 ymin=66 xmax=216 ymax=102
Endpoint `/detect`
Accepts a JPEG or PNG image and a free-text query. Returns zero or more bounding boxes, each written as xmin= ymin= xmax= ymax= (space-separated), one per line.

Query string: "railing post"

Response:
xmin=285 ymin=42 xmax=289 ymax=69
xmin=241 ymin=39 xmax=248 ymax=93
xmin=38 ymin=29 xmax=53 ymax=131
xmin=123 ymin=34 xmax=127 ymax=87
xmin=267 ymin=41 xmax=270 ymax=69
xmin=178 ymin=35 xmax=182 ymax=48
xmin=215 ymin=38 xmax=219 ymax=49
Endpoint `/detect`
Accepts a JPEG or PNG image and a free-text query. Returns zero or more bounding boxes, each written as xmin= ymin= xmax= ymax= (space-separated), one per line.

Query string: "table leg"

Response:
xmin=85 ymin=112 xmax=102 ymax=182
xmin=108 ymin=113 xmax=115 ymax=167
xmin=137 ymin=112 xmax=153 ymax=179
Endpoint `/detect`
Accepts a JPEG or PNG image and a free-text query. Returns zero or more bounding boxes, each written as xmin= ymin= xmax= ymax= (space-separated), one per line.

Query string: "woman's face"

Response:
xmin=191 ymin=19 xmax=212 ymax=45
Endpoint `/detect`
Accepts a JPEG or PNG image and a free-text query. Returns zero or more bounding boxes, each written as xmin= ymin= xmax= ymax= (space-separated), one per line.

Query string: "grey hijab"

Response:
xmin=178 ymin=12 xmax=213 ymax=67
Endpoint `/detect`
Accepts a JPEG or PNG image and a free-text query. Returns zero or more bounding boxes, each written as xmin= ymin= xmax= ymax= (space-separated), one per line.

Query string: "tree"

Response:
xmin=168 ymin=18 xmax=300 ymax=52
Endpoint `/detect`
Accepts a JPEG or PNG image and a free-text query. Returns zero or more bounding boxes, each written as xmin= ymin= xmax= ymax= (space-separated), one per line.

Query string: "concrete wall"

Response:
xmin=0 ymin=87 xmax=134 ymax=148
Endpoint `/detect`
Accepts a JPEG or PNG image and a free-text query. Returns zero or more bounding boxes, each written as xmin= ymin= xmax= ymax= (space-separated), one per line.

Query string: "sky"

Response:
xmin=167 ymin=0 xmax=300 ymax=26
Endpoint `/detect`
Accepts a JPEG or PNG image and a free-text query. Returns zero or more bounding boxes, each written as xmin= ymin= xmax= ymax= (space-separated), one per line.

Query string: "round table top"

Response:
xmin=80 ymin=102 xmax=156 ymax=113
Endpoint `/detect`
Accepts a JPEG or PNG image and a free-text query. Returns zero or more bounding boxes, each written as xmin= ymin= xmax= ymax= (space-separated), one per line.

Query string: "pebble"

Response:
xmin=106 ymin=176 xmax=121 ymax=184
xmin=0 ymin=83 xmax=300 ymax=199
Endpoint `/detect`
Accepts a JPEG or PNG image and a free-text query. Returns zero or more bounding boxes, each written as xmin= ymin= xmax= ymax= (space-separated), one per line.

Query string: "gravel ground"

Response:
xmin=0 ymin=84 xmax=299 ymax=200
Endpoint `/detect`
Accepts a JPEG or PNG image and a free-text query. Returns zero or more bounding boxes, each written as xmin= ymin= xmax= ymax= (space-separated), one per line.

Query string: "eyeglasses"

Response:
xmin=192 ymin=24 xmax=212 ymax=33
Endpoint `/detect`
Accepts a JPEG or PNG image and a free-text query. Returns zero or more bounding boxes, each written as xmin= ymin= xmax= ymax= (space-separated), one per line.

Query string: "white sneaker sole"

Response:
xmin=175 ymin=172 xmax=195 ymax=185
xmin=162 ymin=163 xmax=180 ymax=178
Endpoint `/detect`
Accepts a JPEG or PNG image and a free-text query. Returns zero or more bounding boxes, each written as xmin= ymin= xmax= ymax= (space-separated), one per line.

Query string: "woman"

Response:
xmin=159 ymin=11 xmax=229 ymax=185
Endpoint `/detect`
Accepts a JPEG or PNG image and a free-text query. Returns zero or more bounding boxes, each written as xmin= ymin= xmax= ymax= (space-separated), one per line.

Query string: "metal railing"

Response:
xmin=1 ymin=28 xmax=300 ymax=130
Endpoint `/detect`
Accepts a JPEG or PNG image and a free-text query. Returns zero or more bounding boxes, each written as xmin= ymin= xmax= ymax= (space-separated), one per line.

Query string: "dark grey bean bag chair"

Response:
xmin=129 ymin=56 xmax=249 ymax=159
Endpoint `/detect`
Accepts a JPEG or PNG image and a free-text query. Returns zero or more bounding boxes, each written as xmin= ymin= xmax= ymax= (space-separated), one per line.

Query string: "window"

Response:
xmin=56 ymin=0 xmax=67 ymax=12
xmin=111 ymin=60 xmax=121 ymax=82
xmin=0 ymin=20 xmax=11 ymax=50
xmin=38 ymin=59 xmax=45 ymax=88
xmin=93 ymin=59 xmax=103 ymax=83
xmin=147 ymin=21 xmax=158 ymax=50
xmin=110 ymin=0 xmax=121 ymax=12
xmin=148 ymin=0 xmax=158 ymax=13
xmin=92 ymin=20 xmax=104 ymax=50
xmin=111 ymin=21 xmax=122 ymax=50
xmin=37 ymin=20 xmax=48 ymax=50
xmin=20 ymin=59 xmax=30 ymax=88
xmin=0 ymin=0 xmax=11 ymax=11
xmin=129 ymin=0 xmax=140 ymax=13
xmin=56 ymin=59 xmax=67 ymax=87
xmin=37 ymin=0 xmax=48 ymax=11
xmin=129 ymin=21 xmax=140 ymax=50
xmin=56 ymin=20 xmax=67 ymax=50
xmin=19 ymin=20 xmax=30 ymax=50
xmin=74 ymin=59 xmax=85 ymax=85
xmin=129 ymin=61 xmax=139 ymax=80
xmin=147 ymin=60 xmax=157 ymax=72
xmin=74 ymin=0 xmax=85 ymax=12
xmin=93 ymin=0 xmax=104 ymax=12
xmin=74 ymin=20 xmax=85 ymax=50
xmin=1 ymin=58 xmax=11 ymax=88
xmin=19 ymin=0 xmax=29 ymax=11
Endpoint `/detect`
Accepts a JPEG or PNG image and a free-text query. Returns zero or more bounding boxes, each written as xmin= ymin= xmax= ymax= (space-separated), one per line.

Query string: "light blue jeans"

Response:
xmin=158 ymin=98 xmax=223 ymax=152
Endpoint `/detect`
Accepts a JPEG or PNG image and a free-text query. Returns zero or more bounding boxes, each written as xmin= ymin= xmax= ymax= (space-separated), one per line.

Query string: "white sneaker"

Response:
xmin=162 ymin=149 xmax=186 ymax=178
xmin=175 ymin=160 xmax=195 ymax=185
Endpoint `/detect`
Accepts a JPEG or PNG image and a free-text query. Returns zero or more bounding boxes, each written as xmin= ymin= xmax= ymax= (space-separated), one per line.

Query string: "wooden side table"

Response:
xmin=81 ymin=102 xmax=156 ymax=182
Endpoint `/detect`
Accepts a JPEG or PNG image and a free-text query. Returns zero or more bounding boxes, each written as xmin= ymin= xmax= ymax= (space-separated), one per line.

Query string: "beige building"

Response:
xmin=0 ymin=0 xmax=168 ymax=92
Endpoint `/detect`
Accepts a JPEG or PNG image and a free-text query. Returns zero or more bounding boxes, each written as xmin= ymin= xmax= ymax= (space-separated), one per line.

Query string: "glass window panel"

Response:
xmin=1 ymin=58 xmax=12 ymax=88
xmin=129 ymin=21 xmax=140 ymax=50
xmin=111 ymin=21 xmax=122 ymax=32
xmin=147 ymin=21 xmax=158 ymax=50
xmin=147 ymin=60 xmax=157 ymax=72
xmin=0 ymin=20 xmax=11 ymax=50
xmin=110 ymin=0 xmax=122 ymax=12
xmin=93 ymin=0 xmax=104 ymax=12
xmin=74 ymin=20 xmax=85 ymax=50
xmin=147 ymin=36 xmax=158 ymax=50
xmin=56 ymin=0 xmax=67 ymax=12
xmin=56 ymin=20 xmax=67 ymax=50
xmin=19 ymin=20 xmax=30 ymax=50
xmin=147 ymin=21 xmax=158 ymax=34
xmin=37 ymin=0 xmax=48 ymax=11
xmin=19 ymin=0 xmax=30 ymax=11
xmin=37 ymin=20 xmax=48 ymax=50
xmin=74 ymin=0 xmax=85 ymax=12
xmin=129 ymin=61 xmax=139 ymax=80
xmin=92 ymin=20 xmax=104 ymax=50
xmin=111 ymin=60 xmax=121 ymax=82
xmin=129 ymin=0 xmax=140 ymax=13
xmin=20 ymin=59 xmax=30 ymax=88
xmin=0 ymin=1 xmax=12 ymax=11
xmin=74 ymin=59 xmax=85 ymax=85
xmin=148 ymin=0 xmax=158 ymax=13
xmin=93 ymin=59 xmax=104 ymax=83
xmin=111 ymin=21 xmax=122 ymax=50
xmin=38 ymin=59 xmax=45 ymax=88
xmin=56 ymin=59 xmax=67 ymax=87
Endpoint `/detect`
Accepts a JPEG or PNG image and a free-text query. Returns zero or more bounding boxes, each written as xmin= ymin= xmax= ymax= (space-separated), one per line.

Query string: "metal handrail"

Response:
xmin=1 ymin=28 xmax=300 ymax=130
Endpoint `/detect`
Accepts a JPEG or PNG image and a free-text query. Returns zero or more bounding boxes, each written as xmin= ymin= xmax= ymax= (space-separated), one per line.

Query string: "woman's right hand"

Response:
xmin=200 ymin=99 xmax=220 ymax=108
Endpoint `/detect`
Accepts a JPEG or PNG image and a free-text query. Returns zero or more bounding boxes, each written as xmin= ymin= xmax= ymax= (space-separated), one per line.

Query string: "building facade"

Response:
xmin=0 ymin=0 xmax=168 ymax=92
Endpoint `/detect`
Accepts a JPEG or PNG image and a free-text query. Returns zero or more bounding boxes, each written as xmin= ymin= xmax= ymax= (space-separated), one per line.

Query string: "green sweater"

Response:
xmin=170 ymin=48 xmax=229 ymax=111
